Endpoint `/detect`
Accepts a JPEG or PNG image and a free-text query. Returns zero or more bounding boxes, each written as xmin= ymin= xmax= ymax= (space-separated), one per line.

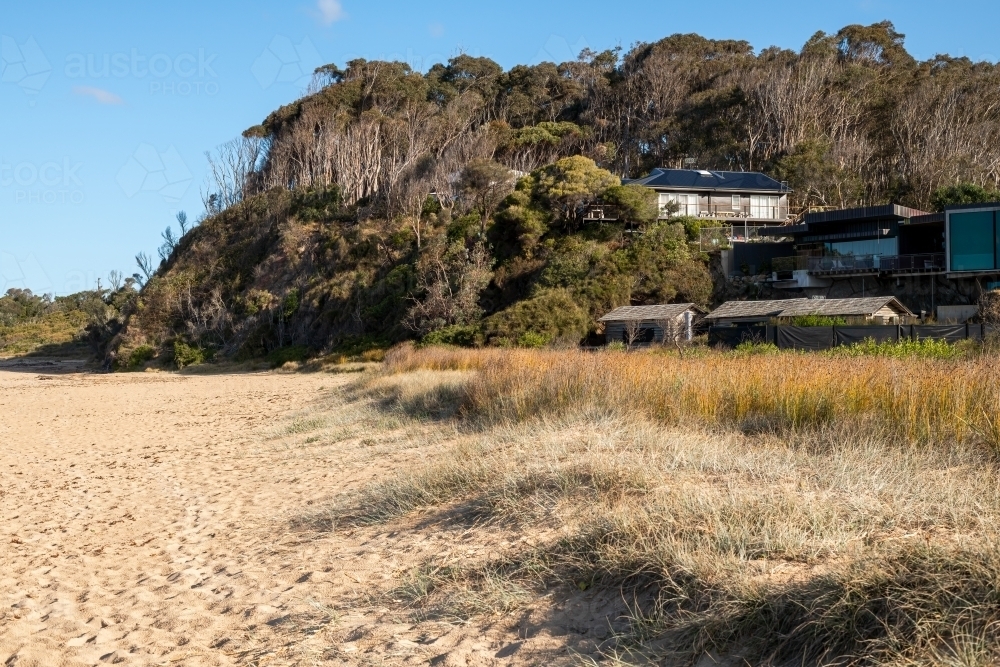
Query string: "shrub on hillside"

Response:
xmin=173 ymin=341 xmax=206 ymax=368
xmin=124 ymin=345 xmax=155 ymax=370
xmin=484 ymin=288 xmax=589 ymax=347
xmin=422 ymin=324 xmax=482 ymax=347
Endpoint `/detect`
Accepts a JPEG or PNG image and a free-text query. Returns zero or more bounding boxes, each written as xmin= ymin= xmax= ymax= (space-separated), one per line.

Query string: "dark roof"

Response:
xmin=910 ymin=212 xmax=944 ymax=225
xmin=758 ymin=205 xmax=932 ymax=238
xmin=706 ymin=297 xmax=914 ymax=321
xmin=944 ymin=201 xmax=1000 ymax=212
xmin=705 ymin=299 xmax=808 ymax=320
xmin=759 ymin=224 xmax=807 ymax=237
xmin=599 ymin=303 xmax=706 ymax=322
xmin=802 ymin=204 xmax=928 ymax=225
xmin=774 ymin=297 xmax=915 ymax=318
xmin=625 ymin=169 xmax=788 ymax=193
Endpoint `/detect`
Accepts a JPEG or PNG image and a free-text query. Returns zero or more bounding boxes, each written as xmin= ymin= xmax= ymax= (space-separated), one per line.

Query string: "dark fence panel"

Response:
xmin=911 ymin=325 xmax=967 ymax=343
xmin=708 ymin=325 xmax=772 ymax=348
xmin=777 ymin=326 xmax=835 ymax=351
xmin=708 ymin=324 xmax=987 ymax=350
xmin=834 ymin=326 xmax=901 ymax=346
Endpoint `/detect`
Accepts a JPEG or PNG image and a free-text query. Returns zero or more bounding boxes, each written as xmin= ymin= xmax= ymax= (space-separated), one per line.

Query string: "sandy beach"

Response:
xmin=0 ymin=365 xmax=597 ymax=666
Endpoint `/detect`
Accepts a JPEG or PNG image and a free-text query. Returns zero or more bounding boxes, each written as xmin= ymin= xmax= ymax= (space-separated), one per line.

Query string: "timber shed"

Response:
xmin=600 ymin=304 xmax=706 ymax=344
xmin=705 ymin=297 xmax=914 ymax=326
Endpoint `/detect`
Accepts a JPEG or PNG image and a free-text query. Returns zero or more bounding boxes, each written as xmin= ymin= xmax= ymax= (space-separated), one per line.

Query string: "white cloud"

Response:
xmin=316 ymin=0 xmax=344 ymax=25
xmin=73 ymin=85 xmax=123 ymax=105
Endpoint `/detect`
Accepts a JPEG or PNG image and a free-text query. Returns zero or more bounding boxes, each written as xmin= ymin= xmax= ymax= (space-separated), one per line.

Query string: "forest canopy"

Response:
xmin=231 ymin=21 xmax=1000 ymax=215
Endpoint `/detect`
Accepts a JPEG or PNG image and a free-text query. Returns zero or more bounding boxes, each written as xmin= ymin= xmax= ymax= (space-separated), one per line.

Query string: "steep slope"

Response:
xmin=112 ymin=159 xmax=712 ymax=367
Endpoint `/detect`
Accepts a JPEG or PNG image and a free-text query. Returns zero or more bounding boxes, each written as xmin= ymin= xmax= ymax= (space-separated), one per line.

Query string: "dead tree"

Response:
xmin=622 ymin=319 xmax=644 ymax=351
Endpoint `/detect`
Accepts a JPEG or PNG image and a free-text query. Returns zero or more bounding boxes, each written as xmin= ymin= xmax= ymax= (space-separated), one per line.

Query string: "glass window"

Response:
xmin=731 ymin=195 xmax=741 ymax=209
xmin=664 ymin=193 xmax=699 ymax=216
xmin=750 ymin=196 xmax=780 ymax=219
xmin=950 ymin=211 xmax=995 ymax=271
xmin=824 ymin=238 xmax=898 ymax=257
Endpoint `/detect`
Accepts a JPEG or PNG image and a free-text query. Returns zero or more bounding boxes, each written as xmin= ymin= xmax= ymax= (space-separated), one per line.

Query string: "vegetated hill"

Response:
xmin=112 ymin=157 xmax=712 ymax=367
xmin=112 ymin=21 xmax=1000 ymax=366
xmin=0 ymin=288 xmax=130 ymax=359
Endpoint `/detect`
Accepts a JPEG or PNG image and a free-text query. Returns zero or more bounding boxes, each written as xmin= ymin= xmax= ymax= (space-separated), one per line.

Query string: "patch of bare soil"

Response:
xmin=0 ymin=367 xmax=621 ymax=666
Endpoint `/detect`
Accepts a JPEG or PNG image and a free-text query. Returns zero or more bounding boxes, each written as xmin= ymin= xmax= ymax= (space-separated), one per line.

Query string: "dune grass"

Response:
xmin=385 ymin=343 xmax=1000 ymax=449
xmin=314 ymin=344 xmax=1000 ymax=664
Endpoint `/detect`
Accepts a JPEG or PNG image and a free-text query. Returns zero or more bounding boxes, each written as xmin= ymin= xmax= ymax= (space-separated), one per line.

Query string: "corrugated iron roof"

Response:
xmin=624 ymin=169 xmax=788 ymax=192
xmin=705 ymin=297 xmax=915 ymax=320
xmin=599 ymin=303 xmax=705 ymax=322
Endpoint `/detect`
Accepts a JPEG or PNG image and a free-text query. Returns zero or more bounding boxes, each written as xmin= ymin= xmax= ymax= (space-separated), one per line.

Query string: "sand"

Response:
xmin=0 ymin=364 xmax=615 ymax=666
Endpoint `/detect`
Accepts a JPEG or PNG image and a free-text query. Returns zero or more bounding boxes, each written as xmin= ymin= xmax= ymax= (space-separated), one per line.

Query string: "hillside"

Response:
xmin=0 ymin=288 xmax=129 ymax=360
xmin=112 ymin=159 xmax=712 ymax=367
xmin=112 ymin=21 xmax=1000 ymax=366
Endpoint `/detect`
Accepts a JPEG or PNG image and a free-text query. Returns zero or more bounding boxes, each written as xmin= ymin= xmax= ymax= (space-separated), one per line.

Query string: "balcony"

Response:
xmin=660 ymin=204 xmax=794 ymax=223
xmin=806 ymin=253 xmax=945 ymax=277
xmin=879 ymin=253 xmax=945 ymax=275
xmin=807 ymin=255 xmax=880 ymax=276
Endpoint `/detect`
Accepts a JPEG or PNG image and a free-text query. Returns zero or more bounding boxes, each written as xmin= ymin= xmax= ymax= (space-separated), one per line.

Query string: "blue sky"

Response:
xmin=2 ymin=0 xmax=998 ymax=295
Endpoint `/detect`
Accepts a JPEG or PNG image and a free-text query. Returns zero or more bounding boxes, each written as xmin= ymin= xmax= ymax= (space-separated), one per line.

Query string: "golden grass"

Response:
xmin=306 ymin=346 xmax=1000 ymax=664
xmin=386 ymin=343 xmax=1000 ymax=448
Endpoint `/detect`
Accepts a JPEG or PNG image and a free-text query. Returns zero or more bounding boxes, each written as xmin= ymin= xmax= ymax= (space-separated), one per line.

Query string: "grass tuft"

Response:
xmin=310 ymin=346 xmax=1000 ymax=663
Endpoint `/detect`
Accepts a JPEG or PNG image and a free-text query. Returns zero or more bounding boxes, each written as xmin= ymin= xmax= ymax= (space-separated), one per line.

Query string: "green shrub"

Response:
xmin=173 ymin=341 xmax=205 ymax=368
xmin=125 ymin=344 xmax=156 ymax=369
xmin=266 ymin=345 xmax=310 ymax=367
xmin=787 ymin=315 xmax=848 ymax=327
xmin=832 ymin=337 xmax=965 ymax=360
xmin=484 ymin=288 xmax=589 ymax=346
xmin=606 ymin=340 xmax=627 ymax=352
xmin=517 ymin=331 xmax=551 ymax=348
xmin=282 ymin=289 xmax=300 ymax=318
xmin=423 ymin=325 xmax=481 ymax=347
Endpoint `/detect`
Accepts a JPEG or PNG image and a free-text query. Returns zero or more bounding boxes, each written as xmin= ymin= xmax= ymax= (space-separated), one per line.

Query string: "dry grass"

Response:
xmin=386 ymin=343 xmax=1000 ymax=449
xmin=313 ymin=345 xmax=1000 ymax=664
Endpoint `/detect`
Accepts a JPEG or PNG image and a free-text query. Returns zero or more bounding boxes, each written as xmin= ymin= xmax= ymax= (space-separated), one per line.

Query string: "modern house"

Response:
xmin=600 ymin=304 xmax=706 ymax=344
xmin=705 ymin=297 xmax=914 ymax=326
xmin=625 ymin=169 xmax=793 ymax=224
xmin=752 ymin=204 xmax=942 ymax=288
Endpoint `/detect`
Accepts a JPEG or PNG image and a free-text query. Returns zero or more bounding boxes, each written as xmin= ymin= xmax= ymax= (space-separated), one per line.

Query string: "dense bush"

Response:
xmin=483 ymin=288 xmax=591 ymax=346
xmin=173 ymin=341 xmax=206 ymax=368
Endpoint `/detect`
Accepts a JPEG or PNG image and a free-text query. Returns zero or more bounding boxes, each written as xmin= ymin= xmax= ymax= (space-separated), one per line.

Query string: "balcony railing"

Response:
xmin=660 ymin=205 xmax=793 ymax=222
xmin=698 ymin=226 xmax=766 ymax=251
xmin=806 ymin=253 xmax=945 ymax=276
xmin=878 ymin=253 xmax=945 ymax=273
xmin=808 ymin=255 xmax=880 ymax=274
